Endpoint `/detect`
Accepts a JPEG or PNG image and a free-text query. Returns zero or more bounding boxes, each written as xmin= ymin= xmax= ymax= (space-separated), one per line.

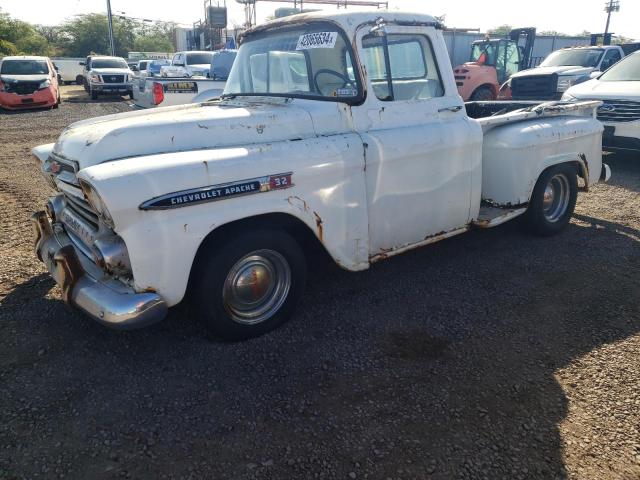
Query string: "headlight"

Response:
xmin=79 ymin=180 xmax=114 ymax=228
xmin=90 ymin=73 xmax=101 ymax=83
xmin=561 ymin=92 xmax=578 ymax=102
xmin=557 ymin=76 xmax=580 ymax=92
xmin=39 ymin=79 xmax=51 ymax=89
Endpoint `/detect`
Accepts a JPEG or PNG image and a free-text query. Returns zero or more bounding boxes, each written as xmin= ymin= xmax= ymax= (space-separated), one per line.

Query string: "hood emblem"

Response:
xmin=50 ymin=161 xmax=61 ymax=174
xmin=598 ymin=104 xmax=616 ymax=113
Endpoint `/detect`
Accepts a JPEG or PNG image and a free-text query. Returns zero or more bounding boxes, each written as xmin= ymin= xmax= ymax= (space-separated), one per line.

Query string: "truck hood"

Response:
xmin=566 ymin=78 xmax=640 ymax=101
xmin=53 ymin=98 xmax=331 ymax=169
xmin=91 ymin=68 xmax=132 ymax=76
xmin=511 ymin=66 xmax=594 ymax=78
xmin=0 ymin=74 xmax=49 ymax=82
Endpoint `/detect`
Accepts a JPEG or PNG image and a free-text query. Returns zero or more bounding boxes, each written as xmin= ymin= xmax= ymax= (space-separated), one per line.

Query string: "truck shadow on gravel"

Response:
xmin=2 ymin=220 xmax=639 ymax=479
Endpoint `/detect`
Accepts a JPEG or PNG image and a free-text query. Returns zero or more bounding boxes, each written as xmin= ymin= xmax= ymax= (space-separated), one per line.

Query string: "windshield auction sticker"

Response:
xmin=296 ymin=32 xmax=338 ymax=50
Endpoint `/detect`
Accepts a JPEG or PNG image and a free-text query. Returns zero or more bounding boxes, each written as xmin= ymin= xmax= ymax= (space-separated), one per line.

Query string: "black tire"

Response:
xmin=127 ymin=90 xmax=134 ymax=99
xmin=192 ymin=229 xmax=307 ymax=340
xmin=76 ymin=75 xmax=84 ymax=86
xmin=83 ymin=79 xmax=89 ymax=92
xmin=53 ymin=92 xmax=60 ymax=109
xmin=91 ymin=89 xmax=98 ymax=100
xmin=470 ymin=86 xmax=495 ymax=101
xmin=525 ymin=164 xmax=578 ymax=236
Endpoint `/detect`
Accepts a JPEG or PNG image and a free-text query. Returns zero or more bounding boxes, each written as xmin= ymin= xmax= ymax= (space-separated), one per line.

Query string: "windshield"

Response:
xmin=0 ymin=60 xmax=49 ymax=75
xmin=210 ymin=51 xmax=237 ymax=80
xmin=92 ymin=59 xmax=128 ymax=69
xmin=224 ymin=22 xmax=361 ymax=102
xmin=187 ymin=53 xmax=214 ymax=65
xmin=470 ymin=41 xmax=498 ymax=66
xmin=599 ymin=53 xmax=640 ymax=81
xmin=139 ymin=60 xmax=149 ymax=70
xmin=540 ymin=49 xmax=603 ymax=68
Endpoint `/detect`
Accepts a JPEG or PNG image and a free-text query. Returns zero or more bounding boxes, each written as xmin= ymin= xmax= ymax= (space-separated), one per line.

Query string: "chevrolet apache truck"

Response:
xmin=31 ymin=11 xmax=611 ymax=340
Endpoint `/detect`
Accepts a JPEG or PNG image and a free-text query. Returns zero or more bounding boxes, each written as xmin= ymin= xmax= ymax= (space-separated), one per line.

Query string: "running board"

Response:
xmin=473 ymin=205 xmax=527 ymax=229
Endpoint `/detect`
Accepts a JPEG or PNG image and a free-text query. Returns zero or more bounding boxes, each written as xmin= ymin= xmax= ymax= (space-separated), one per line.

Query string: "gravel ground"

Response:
xmin=1 ymin=88 xmax=639 ymax=480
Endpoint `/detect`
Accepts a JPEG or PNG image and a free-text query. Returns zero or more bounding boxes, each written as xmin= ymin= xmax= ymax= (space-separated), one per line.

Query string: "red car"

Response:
xmin=0 ymin=56 xmax=60 ymax=110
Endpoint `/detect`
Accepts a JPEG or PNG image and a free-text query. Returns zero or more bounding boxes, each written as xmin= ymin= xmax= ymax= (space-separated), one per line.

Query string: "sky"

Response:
xmin=1 ymin=0 xmax=638 ymax=40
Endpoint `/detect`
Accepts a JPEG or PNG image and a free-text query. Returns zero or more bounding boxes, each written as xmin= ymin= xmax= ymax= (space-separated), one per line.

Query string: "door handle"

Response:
xmin=438 ymin=105 xmax=463 ymax=113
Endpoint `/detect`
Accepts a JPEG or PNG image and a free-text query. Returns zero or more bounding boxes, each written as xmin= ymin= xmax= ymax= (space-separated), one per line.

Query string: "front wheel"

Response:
xmin=525 ymin=164 xmax=578 ymax=236
xmin=90 ymin=89 xmax=98 ymax=100
xmin=191 ymin=229 xmax=307 ymax=340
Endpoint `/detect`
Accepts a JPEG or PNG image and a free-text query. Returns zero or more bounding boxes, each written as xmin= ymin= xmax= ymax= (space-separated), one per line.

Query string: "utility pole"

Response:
xmin=106 ymin=0 xmax=116 ymax=56
xmin=603 ymin=0 xmax=620 ymax=38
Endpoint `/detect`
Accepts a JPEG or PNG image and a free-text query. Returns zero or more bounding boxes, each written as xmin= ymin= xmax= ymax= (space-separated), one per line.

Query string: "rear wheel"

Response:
xmin=76 ymin=75 xmax=84 ymax=86
xmin=525 ymin=164 xmax=578 ymax=236
xmin=192 ymin=229 xmax=307 ymax=340
xmin=470 ymin=86 xmax=495 ymax=101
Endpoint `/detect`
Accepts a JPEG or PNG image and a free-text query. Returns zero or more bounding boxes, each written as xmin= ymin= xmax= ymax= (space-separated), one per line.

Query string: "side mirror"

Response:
xmin=54 ymin=65 xmax=59 ymax=71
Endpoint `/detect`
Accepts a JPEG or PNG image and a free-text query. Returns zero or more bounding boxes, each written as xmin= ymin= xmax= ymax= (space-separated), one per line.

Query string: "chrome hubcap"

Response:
xmin=542 ymin=174 xmax=570 ymax=223
xmin=222 ymin=250 xmax=291 ymax=325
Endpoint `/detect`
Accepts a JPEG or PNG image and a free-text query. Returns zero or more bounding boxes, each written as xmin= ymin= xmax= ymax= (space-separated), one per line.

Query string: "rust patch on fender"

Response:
xmin=314 ymin=211 xmax=323 ymax=242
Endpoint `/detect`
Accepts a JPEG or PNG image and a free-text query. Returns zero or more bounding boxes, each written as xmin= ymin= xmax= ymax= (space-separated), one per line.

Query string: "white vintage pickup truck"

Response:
xmin=31 ymin=11 xmax=611 ymax=339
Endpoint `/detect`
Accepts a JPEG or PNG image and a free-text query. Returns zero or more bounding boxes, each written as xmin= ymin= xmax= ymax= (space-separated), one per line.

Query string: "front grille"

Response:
xmin=597 ymin=100 xmax=640 ymax=123
xmin=511 ymin=74 xmax=558 ymax=100
xmin=64 ymin=193 xmax=99 ymax=230
xmin=454 ymin=75 xmax=466 ymax=81
xmin=101 ymin=74 xmax=125 ymax=83
xmin=7 ymin=81 xmax=40 ymax=95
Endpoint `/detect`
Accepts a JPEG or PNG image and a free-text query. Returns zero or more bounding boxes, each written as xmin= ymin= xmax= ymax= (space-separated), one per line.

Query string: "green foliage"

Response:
xmin=0 ymin=8 xmax=175 ymax=59
xmin=487 ymin=25 xmax=512 ymax=36
xmin=133 ymin=35 xmax=174 ymax=53
xmin=0 ymin=8 xmax=50 ymax=55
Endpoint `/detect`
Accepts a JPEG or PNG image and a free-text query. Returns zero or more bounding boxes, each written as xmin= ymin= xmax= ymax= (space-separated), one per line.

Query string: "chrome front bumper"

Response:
xmin=31 ymin=210 xmax=167 ymax=330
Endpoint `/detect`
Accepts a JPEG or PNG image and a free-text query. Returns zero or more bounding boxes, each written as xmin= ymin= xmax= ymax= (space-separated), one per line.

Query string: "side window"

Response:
xmin=362 ymin=33 xmax=444 ymax=102
xmin=601 ymin=50 xmax=621 ymax=70
xmin=503 ymin=41 xmax=520 ymax=80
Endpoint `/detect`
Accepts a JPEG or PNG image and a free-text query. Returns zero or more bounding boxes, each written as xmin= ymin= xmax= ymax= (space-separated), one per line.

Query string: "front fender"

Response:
xmin=78 ymin=135 xmax=368 ymax=306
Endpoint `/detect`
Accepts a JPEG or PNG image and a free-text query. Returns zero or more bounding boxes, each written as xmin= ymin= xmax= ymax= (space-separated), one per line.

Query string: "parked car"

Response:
xmin=0 ymin=56 xmax=60 ymax=110
xmin=508 ymin=45 xmax=625 ymax=100
xmin=563 ymin=50 xmax=640 ymax=153
xmin=206 ymin=50 xmax=237 ymax=80
xmin=31 ymin=11 xmax=609 ymax=340
xmin=160 ymin=51 xmax=214 ymax=78
xmin=51 ymin=57 xmax=84 ymax=85
xmin=133 ymin=77 xmax=226 ymax=108
xmin=147 ymin=59 xmax=171 ymax=77
xmin=81 ymin=55 xmax=134 ymax=100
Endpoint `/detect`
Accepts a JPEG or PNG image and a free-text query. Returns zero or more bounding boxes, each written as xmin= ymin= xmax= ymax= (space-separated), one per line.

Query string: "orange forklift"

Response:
xmin=454 ymin=28 xmax=536 ymax=101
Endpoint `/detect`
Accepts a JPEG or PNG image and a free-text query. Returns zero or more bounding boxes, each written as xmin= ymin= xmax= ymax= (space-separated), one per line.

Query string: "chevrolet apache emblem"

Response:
xmin=139 ymin=173 xmax=294 ymax=210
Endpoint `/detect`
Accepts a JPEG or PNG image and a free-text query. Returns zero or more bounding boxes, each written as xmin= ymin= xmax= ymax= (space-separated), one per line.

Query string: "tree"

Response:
xmin=58 ymin=14 xmax=136 ymax=57
xmin=539 ymin=30 xmax=570 ymax=37
xmin=133 ymin=35 xmax=173 ymax=53
xmin=487 ymin=24 xmax=512 ymax=36
xmin=0 ymin=8 xmax=51 ymax=55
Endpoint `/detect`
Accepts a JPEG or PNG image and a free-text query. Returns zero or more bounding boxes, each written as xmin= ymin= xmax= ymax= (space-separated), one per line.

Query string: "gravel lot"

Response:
xmin=1 ymin=87 xmax=639 ymax=480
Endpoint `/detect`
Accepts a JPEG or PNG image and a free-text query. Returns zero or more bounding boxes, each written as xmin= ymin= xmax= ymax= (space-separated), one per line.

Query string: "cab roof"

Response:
xmin=1 ymin=55 xmax=50 ymax=61
xmin=244 ymin=10 xmax=441 ymax=39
